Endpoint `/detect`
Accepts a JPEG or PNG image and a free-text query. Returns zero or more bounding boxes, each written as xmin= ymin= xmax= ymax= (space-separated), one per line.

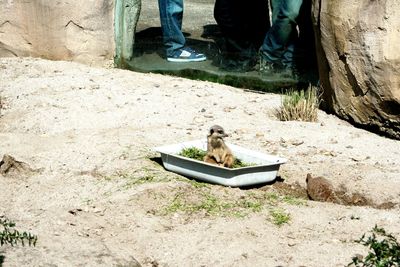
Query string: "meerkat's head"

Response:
xmin=208 ymin=125 xmax=228 ymax=140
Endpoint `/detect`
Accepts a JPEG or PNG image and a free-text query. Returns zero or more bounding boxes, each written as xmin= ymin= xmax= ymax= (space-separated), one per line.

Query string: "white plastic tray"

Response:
xmin=154 ymin=139 xmax=287 ymax=187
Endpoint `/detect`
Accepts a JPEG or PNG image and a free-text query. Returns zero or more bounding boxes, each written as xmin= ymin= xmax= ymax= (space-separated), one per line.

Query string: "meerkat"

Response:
xmin=306 ymin=173 xmax=337 ymax=203
xmin=203 ymin=125 xmax=235 ymax=168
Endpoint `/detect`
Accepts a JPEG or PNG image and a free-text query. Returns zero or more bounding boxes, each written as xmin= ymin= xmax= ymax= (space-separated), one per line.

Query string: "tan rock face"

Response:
xmin=312 ymin=0 xmax=400 ymax=139
xmin=0 ymin=0 xmax=115 ymax=65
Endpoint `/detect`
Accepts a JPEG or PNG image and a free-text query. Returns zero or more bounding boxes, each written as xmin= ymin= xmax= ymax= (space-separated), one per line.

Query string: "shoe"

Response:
xmin=220 ymin=58 xmax=255 ymax=72
xmin=259 ymin=54 xmax=282 ymax=73
xmin=280 ymin=67 xmax=298 ymax=80
xmin=167 ymin=47 xmax=206 ymax=62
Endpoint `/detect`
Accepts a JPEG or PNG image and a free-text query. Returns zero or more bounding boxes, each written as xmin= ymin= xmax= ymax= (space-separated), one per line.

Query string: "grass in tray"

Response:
xmin=178 ymin=147 xmax=255 ymax=168
xmin=231 ymin=158 xmax=256 ymax=168
xmin=178 ymin=147 xmax=207 ymax=161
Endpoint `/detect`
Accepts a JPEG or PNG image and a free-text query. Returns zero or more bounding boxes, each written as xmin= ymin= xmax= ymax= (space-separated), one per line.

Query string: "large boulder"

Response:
xmin=0 ymin=0 xmax=140 ymax=65
xmin=312 ymin=0 xmax=400 ymax=139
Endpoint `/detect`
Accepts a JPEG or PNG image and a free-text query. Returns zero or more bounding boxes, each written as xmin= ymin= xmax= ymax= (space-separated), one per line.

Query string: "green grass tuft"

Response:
xmin=269 ymin=208 xmax=291 ymax=226
xmin=276 ymin=85 xmax=320 ymax=122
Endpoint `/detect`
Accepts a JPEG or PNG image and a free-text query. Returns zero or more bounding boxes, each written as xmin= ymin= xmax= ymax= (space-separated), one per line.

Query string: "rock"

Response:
xmin=0 ymin=154 xmax=35 ymax=177
xmin=119 ymin=257 xmax=142 ymax=267
xmin=0 ymin=0 xmax=140 ymax=65
xmin=306 ymin=173 xmax=337 ymax=202
xmin=312 ymin=0 xmax=400 ymax=139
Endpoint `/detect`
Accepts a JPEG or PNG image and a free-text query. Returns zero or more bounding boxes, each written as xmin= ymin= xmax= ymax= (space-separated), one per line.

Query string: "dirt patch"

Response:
xmin=264 ymin=179 xmax=396 ymax=210
xmin=269 ymin=180 xmax=308 ymax=199
xmin=335 ymin=188 xmax=397 ymax=210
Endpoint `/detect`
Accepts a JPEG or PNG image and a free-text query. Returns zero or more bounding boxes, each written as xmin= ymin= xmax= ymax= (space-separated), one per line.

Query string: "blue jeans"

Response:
xmin=260 ymin=0 xmax=303 ymax=68
xmin=158 ymin=0 xmax=186 ymax=56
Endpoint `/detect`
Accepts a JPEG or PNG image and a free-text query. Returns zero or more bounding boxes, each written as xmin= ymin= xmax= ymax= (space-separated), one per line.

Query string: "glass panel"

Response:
xmin=121 ymin=0 xmax=318 ymax=92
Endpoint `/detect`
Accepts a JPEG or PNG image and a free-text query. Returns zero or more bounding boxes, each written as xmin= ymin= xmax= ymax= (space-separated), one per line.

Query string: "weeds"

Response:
xmin=263 ymin=192 xmax=305 ymax=206
xmin=348 ymin=225 xmax=400 ymax=267
xmin=276 ymin=85 xmax=320 ymax=122
xmin=103 ymin=167 xmax=170 ymax=189
xmin=185 ymin=179 xmax=210 ymax=189
xmin=0 ymin=216 xmax=37 ymax=246
xmin=264 ymin=192 xmax=280 ymax=202
xmin=164 ymin=190 xmax=264 ymax=218
xmin=268 ymin=208 xmax=291 ymax=226
xmin=269 ymin=208 xmax=290 ymax=226
xmin=165 ymin=192 xmax=233 ymax=216
xmin=161 ymin=188 xmax=300 ymax=222
xmin=123 ymin=175 xmax=156 ymax=188
xmin=282 ymin=195 xmax=306 ymax=206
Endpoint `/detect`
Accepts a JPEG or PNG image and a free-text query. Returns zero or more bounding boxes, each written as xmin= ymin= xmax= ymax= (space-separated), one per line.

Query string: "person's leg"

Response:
xmin=247 ymin=0 xmax=270 ymax=47
xmin=295 ymin=0 xmax=316 ymax=69
xmin=270 ymin=0 xmax=280 ymax=23
xmin=214 ymin=0 xmax=269 ymax=70
xmin=158 ymin=0 xmax=206 ymax=62
xmin=158 ymin=0 xmax=186 ymax=57
xmin=214 ymin=0 xmax=250 ymax=69
xmin=260 ymin=0 xmax=303 ymax=67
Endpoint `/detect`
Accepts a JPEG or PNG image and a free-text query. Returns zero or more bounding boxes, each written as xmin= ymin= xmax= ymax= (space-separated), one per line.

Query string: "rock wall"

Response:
xmin=312 ymin=0 xmax=400 ymax=139
xmin=0 ymin=0 xmax=115 ymax=65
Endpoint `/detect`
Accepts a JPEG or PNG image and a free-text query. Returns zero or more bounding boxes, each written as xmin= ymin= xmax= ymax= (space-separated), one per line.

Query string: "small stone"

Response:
xmin=291 ymin=140 xmax=304 ymax=146
xmin=255 ymin=133 xmax=264 ymax=138
xmin=244 ymin=109 xmax=254 ymax=115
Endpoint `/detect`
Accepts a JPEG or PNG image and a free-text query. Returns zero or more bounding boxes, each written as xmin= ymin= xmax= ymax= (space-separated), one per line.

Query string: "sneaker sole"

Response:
xmin=167 ymin=57 xmax=207 ymax=62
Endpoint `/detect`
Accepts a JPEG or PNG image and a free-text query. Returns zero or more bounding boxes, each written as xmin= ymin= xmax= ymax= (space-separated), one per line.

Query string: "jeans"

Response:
xmin=260 ymin=0 xmax=303 ymax=68
xmin=158 ymin=0 xmax=186 ymax=56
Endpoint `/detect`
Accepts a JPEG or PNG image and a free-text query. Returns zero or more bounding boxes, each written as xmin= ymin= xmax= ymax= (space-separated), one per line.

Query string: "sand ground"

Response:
xmin=0 ymin=57 xmax=399 ymax=267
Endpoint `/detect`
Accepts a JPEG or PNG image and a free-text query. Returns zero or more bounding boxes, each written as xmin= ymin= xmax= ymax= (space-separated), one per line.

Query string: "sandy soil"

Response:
xmin=0 ymin=57 xmax=399 ymax=267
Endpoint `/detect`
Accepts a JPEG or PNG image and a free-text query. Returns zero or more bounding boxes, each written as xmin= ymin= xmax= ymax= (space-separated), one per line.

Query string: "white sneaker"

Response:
xmin=167 ymin=47 xmax=207 ymax=62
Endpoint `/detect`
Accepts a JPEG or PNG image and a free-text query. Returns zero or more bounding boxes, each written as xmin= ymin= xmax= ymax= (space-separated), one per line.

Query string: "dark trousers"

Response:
xmin=214 ymin=0 xmax=270 ymax=67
